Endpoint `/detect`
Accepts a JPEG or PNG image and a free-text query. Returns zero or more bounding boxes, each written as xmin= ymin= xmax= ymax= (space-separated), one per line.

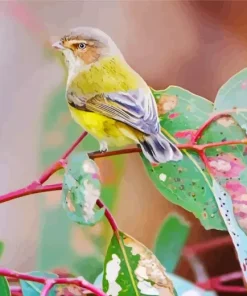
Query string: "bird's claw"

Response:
xmin=99 ymin=141 xmax=108 ymax=153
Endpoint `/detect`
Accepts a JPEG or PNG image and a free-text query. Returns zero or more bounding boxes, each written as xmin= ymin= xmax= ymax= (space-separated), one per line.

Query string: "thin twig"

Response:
xmin=197 ymin=271 xmax=246 ymax=293
xmin=0 ymin=268 xmax=107 ymax=296
xmin=40 ymin=279 xmax=56 ymax=296
xmin=0 ymin=183 xmax=62 ymax=204
xmin=97 ymin=199 xmax=119 ymax=234
xmin=10 ymin=285 xmax=22 ymax=296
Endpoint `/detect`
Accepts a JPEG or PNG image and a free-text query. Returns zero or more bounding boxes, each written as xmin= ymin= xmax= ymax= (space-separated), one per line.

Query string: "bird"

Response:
xmin=52 ymin=27 xmax=183 ymax=164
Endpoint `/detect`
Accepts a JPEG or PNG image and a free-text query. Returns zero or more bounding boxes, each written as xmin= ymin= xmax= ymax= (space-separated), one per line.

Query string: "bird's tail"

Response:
xmin=138 ymin=132 xmax=183 ymax=164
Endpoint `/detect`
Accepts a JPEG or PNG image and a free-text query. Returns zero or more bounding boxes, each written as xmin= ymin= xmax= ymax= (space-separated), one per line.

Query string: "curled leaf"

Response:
xmin=62 ymin=153 xmax=105 ymax=226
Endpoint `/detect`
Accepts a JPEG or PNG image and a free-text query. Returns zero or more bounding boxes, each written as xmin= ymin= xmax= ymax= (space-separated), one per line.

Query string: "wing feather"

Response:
xmin=85 ymin=89 xmax=159 ymax=134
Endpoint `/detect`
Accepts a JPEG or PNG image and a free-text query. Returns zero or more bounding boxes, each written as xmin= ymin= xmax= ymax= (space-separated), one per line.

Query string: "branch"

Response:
xmin=0 ymin=183 xmax=62 ymax=204
xmin=10 ymin=286 xmax=22 ymax=296
xmin=90 ymin=139 xmax=247 ymax=160
xmin=0 ymin=268 xmax=107 ymax=296
xmin=38 ymin=131 xmax=88 ymax=185
xmin=197 ymin=271 xmax=246 ymax=293
xmin=0 ymin=132 xmax=88 ymax=204
xmin=0 ymin=111 xmax=245 ymax=295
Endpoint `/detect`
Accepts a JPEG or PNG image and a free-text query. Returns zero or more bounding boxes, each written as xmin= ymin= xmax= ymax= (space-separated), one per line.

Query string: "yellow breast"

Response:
xmin=67 ymin=56 xmax=147 ymax=147
xmin=68 ymin=105 xmax=136 ymax=147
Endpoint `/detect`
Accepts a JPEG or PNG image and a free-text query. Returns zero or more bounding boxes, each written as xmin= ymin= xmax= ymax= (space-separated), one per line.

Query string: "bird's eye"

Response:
xmin=78 ymin=43 xmax=86 ymax=49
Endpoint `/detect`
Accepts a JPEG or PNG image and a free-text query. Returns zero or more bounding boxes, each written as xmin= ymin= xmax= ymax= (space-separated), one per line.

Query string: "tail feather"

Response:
xmin=138 ymin=132 xmax=183 ymax=164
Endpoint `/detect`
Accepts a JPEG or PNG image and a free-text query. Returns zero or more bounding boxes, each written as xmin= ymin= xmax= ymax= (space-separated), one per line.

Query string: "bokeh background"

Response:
xmin=0 ymin=0 xmax=247 ymax=292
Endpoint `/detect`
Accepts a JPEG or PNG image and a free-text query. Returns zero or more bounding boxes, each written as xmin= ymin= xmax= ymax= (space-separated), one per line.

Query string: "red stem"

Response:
xmin=197 ymin=271 xmax=246 ymax=293
xmin=61 ymin=131 xmax=88 ymax=159
xmin=10 ymin=286 xmax=22 ymax=296
xmin=40 ymin=279 xmax=55 ymax=296
xmin=183 ymin=235 xmax=231 ymax=256
xmin=38 ymin=131 xmax=88 ymax=184
xmin=97 ymin=199 xmax=119 ymax=233
xmin=0 ymin=184 xmax=62 ymax=204
xmin=0 ymin=268 xmax=107 ymax=296
xmin=191 ymin=113 xmax=225 ymax=144
xmin=0 ymin=111 xmax=246 ymax=295
xmin=90 ymin=139 xmax=247 ymax=160
xmin=0 ymin=132 xmax=88 ymax=204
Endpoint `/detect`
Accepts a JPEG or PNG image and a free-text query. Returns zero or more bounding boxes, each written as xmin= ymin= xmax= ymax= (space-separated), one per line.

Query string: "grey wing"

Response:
xmin=85 ymin=89 xmax=160 ymax=135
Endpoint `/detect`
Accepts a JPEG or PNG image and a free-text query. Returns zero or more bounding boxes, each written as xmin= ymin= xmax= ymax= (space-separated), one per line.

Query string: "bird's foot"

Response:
xmin=99 ymin=141 xmax=108 ymax=153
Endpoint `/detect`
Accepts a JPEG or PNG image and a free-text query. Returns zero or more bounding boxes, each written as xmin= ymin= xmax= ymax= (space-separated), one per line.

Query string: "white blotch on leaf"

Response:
xmin=66 ymin=192 xmax=76 ymax=212
xmin=124 ymin=236 xmax=174 ymax=295
xmin=216 ymin=116 xmax=235 ymax=127
xmin=106 ymin=254 xmax=122 ymax=296
xmin=83 ymin=179 xmax=100 ymax=222
xmin=209 ymin=159 xmax=231 ymax=172
xmin=138 ymin=281 xmax=159 ymax=295
xmin=83 ymin=159 xmax=98 ymax=174
xmin=159 ymin=173 xmax=167 ymax=182
xmin=157 ymin=95 xmax=178 ymax=115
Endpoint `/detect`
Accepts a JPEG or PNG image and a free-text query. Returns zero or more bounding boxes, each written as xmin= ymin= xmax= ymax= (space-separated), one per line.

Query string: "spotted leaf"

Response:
xmin=62 ymin=153 xmax=105 ymax=226
xmin=142 ymin=86 xmax=226 ymax=231
xmin=201 ymin=115 xmax=247 ymax=234
xmin=103 ymin=231 xmax=176 ymax=296
xmin=212 ymin=181 xmax=247 ymax=282
xmin=96 ymin=272 xmax=215 ymax=296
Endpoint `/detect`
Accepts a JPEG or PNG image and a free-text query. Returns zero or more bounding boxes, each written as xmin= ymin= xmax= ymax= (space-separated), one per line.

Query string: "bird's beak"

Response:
xmin=52 ymin=41 xmax=65 ymax=50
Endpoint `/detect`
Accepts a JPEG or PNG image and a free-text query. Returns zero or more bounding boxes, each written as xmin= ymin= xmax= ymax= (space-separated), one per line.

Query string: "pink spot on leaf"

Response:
xmin=225 ymin=181 xmax=247 ymax=199
xmin=168 ymin=113 xmax=180 ymax=119
xmin=242 ymin=80 xmax=247 ymax=89
xmin=224 ymin=181 xmax=247 ymax=233
xmin=174 ymin=130 xmax=196 ymax=140
xmin=208 ymin=153 xmax=245 ymax=178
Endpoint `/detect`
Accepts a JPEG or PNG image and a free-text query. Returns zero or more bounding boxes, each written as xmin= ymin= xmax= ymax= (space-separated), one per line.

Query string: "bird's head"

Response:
xmin=52 ymin=27 xmax=123 ymax=70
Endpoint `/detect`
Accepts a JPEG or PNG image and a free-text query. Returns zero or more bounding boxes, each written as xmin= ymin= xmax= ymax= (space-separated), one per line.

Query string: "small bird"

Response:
xmin=52 ymin=27 xmax=183 ymax=164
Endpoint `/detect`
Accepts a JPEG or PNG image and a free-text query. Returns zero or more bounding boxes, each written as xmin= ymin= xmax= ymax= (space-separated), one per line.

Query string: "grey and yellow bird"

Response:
xmin=52 ymin=26 xmax=183 ymax=164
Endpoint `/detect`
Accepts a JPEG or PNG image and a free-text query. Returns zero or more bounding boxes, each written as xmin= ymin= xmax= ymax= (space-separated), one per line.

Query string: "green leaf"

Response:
xmin=103 ymin=231 xmax=175 ymax=296
xmin=214 ymin=67 xmax=247 ymax=131
xmin=62 ymin=152 xmax=105 ymax=226
xmin=0 ymin=277 xmax=10 ymax=296
xmin=167 ymin=273 xmax=217 ymax=296
xmin=74 ymin=255 xmax=103 ymax=283
xmin=212 ymin=180 xmax=247 ymax=283
xmin=0 ymin=241 xmax=4 ymax=259
xmin=38 ymin=84 xmax=125 ymax=273
xmin=154 ymin=214 xmax=190 ymax=273
xmin=20 ymin=271 xmax=58 ymax=296
xmin=212 ymin=67 xmax=247 ymax=234
xmin=142 ymin=86 xmax=226 ymax=231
